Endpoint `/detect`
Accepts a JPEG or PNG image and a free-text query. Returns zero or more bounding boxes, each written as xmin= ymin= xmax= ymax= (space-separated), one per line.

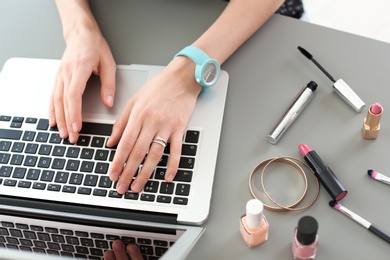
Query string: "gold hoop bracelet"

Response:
xmin=249 ymin=156 xmax=320 ymax=212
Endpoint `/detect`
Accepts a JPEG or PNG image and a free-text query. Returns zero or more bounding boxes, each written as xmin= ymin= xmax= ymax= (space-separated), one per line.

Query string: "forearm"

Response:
xmin=193 ymin=0 xmax=284 ymax=64
xmin=55 ymin=0 xmax=101 ymax=42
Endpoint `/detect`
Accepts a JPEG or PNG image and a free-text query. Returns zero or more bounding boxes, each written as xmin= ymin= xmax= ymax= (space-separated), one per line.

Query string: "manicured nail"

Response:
xmin=117 ymin=183 xmax=129 ymax=194
xmin=106 ymin=95 xmax=114 ymax=107
xmin=166 ymin=174 xmax=174 ymax=182
xmin=131 ymin=183 xmax=141 ymax=193
xmin=72 ymin=123 xmax=78 ymax=133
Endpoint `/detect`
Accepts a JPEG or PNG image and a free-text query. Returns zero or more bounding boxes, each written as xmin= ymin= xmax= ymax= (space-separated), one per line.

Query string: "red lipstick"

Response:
xmin=298 ymin=144 xmax=347 ymax=201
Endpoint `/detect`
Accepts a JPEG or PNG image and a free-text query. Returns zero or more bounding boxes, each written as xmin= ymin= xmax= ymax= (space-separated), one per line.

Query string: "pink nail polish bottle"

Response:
xmin=239 ymin=199 xmax=269 ymax=248
xmin=292 ymin=216 xmax=319 ymax=260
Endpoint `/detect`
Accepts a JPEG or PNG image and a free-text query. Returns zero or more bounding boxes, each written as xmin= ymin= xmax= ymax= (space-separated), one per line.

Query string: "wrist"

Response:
xmin=166 ymin=56 xmax=203 ymax=96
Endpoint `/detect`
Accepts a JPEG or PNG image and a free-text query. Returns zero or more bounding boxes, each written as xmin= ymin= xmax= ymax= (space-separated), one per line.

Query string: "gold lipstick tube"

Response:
xmin=362 ymin=103 xmax=383 ymax=140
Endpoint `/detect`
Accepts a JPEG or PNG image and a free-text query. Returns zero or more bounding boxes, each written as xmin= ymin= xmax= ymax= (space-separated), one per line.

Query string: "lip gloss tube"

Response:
xmin=292 ymin=216 xmax=319 ymax=260
xmin=239 ymin=199 xmax=269 ymax=248
xmin=267 ymin=81 xmax=317 ymax=144
xmin=298 ymin=144 xmax=347 ymax=201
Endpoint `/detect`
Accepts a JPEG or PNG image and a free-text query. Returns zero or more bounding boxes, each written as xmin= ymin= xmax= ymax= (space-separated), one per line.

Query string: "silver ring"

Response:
xmin=152 ymin=136 xmax=167 ymax=148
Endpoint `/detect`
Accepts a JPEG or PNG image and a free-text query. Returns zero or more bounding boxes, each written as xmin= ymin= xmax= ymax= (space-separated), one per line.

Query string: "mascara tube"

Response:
xmin=267 ymin=81 xmax=317 ymax=144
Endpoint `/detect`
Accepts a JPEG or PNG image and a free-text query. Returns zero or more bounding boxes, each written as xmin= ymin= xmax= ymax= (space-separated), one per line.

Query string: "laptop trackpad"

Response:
xmin=82 ymin=68 xmax=149 ymax=122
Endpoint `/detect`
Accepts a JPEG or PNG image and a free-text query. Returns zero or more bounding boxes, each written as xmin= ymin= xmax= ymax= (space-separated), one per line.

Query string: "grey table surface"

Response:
xmin=1 ymin=1 xmax=390 ymax=259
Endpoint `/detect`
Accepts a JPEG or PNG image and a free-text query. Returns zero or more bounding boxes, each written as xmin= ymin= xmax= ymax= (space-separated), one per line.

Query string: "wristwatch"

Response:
xmin=175 ymin=46 xmax=221 ymax=88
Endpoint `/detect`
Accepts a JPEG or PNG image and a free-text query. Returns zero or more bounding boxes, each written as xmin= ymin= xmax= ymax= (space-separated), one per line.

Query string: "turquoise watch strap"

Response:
xmin=175 ymin=46 xmax=221 ymax=88
xmin=176 ymin=46 xmax=210 ymax=65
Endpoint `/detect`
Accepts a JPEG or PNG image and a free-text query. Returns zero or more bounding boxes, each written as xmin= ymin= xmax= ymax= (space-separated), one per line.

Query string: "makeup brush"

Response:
xmin=297 ymin=46 xmax=365 ymax=113
xmin=368 ymin=169 xmax=390 ymax=186
xmin=329 ymin=201 xmax=390 ymax=243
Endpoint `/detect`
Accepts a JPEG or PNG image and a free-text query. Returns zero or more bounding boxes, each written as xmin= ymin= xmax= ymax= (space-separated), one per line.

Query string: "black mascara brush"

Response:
xmin=297 ymin=46 xmax=365 ymax=113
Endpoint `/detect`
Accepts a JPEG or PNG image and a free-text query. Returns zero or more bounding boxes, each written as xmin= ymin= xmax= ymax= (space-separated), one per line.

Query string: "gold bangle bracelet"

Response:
xmin=249 ymin=156 xmax=320 ymax=212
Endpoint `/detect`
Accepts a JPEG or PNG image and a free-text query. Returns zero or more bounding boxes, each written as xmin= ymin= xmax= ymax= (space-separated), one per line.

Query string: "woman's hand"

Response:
xmin=107 ymin=57 xmax=201 ymax=194
xmin=50 ymin=0 xmax=116 ymax=143
xmin=104 ymin=240 xmax=143 ymax=260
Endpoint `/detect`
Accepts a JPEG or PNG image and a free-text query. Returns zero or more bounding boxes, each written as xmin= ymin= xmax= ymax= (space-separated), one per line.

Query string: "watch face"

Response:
xmin=203 ymin=62 xmax=218 ymax=85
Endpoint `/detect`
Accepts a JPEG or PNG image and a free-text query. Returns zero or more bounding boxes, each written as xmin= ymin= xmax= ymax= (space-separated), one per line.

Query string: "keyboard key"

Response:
xmin=0 ymin=166 xmax=12 ymax=177
xmin=80 ymin=122 xmax=113 ymax=136
xmin=36 ymin=118 xmax=49 ymax=130
xmin=157 ymin=195 xmax=172 ymax=203
xmin=36 ymin=132 xmax=49 ymax=142
xmin=181 ymin=144 xmax=197 ymax=156
xmin=173 ymin=197 xmax=188 ymax=205
xmin=25 ymin=117 xmax=37 ymax=124
xmin=66 ymin=160 xmax=80 ymax=171
xmin=77 ymin=136 xmax=91 ymax=146
xmin=93 ymin=189 xmax=107 ymax=197
xmin=62 ymin=185 xmax=76 ymax=193
xmin=11 ymin=142 xmax=24 ymax=153
xmin=0 ymin=153 xmax=10 ymax=164
xmin=91 ymin=137 xmax=105 ymax=148
xmin=77 ymin=187 xmax=92 ymax=195
xmin=140 ymin=194 xmax=155 ymax=202
xmin=159 ymin=183 xmax=174 ymax=194
xmin=0 ymin=141 xmax=11 ymax=151
xmin=179 ymin=156 xmax=195 ymax=169
xmin=173 ymin=170 xmax=193 ymax=182
xmin=12 ymin=167 xmax=26 ymax=178
xmin=184 ymin=130 xmax=200 ymax=143
xmin=47 ymin=184 xmax=61 ymax=191
xmin=0 ymin=116 xmax=11 ymax=121
xmin=38 ymin=144 xmax=52 ymax=155
xmin=4 ymin=179 xmax=17 ymax=186
xmin=32 ymin=182 xmax=46 ymax=190
xmin=18 ymin=181 xmax=31 ymax=188
xmin=175 ymin=184 xmax=190 ymax=196
xmin=26 ymin=169 xmax=40 ymax=180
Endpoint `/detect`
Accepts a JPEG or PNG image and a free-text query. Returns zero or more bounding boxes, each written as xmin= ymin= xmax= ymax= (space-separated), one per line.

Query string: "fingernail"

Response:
xmin=117 ymin=183 xmax=129 ymax=194
xmin=106 ymin=95 xmax=114 ymax=107
xmin=59 ymin=128 xmax=66 ymax=138
xmin=110 ymin=172 xmax=119 ymax=181
xmin=166 ymin=174 xmax=174 ymax=182
xmin=131 ymin=183 xmax=141 ymax=193
xmin=72 ymin=123 xmax=78 ymax=133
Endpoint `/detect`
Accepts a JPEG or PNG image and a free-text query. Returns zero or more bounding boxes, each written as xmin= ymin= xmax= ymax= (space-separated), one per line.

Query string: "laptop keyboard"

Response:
xmin=0 ymin=214 xmax=180 ymax=259
xmin=0 ymin=115 xmax=200 ymax=209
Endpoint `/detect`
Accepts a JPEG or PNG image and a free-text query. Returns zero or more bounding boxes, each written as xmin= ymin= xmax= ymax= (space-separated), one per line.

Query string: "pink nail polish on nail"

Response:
xmin=239 ymin=199 xmax=269 ymax=248
xmin=292 ymin=216 xmax=319 ymax=260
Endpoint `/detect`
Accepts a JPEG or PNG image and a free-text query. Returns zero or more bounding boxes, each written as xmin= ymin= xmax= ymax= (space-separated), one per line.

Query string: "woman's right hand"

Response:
xmin=51 ymin=0 xmax=117 ymax=144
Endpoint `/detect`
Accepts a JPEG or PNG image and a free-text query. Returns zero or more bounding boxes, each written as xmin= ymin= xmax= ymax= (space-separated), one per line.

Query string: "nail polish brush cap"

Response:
xmin=246 ymin=199 xmax=264 ymax=228
xmin=333 ymin=79 xmax=365 ymax=113
xmin=296 ymin=216 xmax=318 ymax=245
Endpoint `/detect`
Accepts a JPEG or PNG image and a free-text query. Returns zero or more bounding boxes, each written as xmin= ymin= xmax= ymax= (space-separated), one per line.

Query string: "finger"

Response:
xmin=112 ymin=240 xmax=129 ymax=260
xmin=67 ymin=66 xmax=92 ymax=134
xmin=108 ymin=116 xmax=142 ymax=184
xmin=99 ymin=58 xmax=116 ymax=108
xmin=126 ymin=244 xmax=143 ymax=260
xmin=131 ymin=135 xmax=168 ymax=193
xmin=165 ymin=132 xmax=182 ymax=182
xmin=115 ymin=130 xmax=154 ymax=194
xmin=52 ymin=73 xmax=69 ymax=139
xmin=103 ymin=251 xmax=115 ymax=260
xmin=106 ymin=99 xmax=134 ymax=148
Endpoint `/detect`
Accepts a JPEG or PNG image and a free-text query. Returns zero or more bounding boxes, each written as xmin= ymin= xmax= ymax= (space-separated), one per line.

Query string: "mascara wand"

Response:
xmin=297 ymin=46 xmax=365 ymax=113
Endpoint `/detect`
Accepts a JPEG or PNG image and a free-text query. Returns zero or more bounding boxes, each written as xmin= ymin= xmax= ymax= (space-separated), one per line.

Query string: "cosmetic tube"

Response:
xmin=362 ymin=102 xmax=383 ymax=139
xmin=239 ymin=199 xmax=269 ymax=248
xmin=292 ymin=216 xmax=319 ymax=260
xmin=267 ymin=81 xmax=317 ymax=144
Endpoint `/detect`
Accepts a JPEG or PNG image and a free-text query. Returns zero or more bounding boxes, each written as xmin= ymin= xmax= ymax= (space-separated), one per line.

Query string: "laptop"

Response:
xmin=0 ymin=57 xmax=229 ymax=259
